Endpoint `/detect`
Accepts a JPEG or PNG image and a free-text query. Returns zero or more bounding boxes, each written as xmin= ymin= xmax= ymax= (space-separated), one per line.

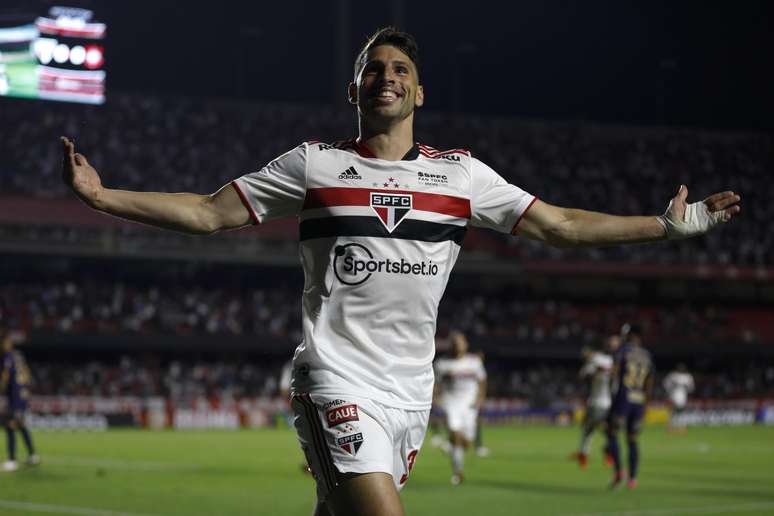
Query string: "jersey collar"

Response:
xmin=352 ymin=139 xmax=420 ymax=161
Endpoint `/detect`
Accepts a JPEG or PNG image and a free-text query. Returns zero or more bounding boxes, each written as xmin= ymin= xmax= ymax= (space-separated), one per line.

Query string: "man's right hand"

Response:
xmin=61 ymin=136 xmax=103 ymax=208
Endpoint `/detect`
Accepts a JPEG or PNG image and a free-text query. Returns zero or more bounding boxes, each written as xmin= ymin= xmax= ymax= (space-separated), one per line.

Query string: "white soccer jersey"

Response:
xmin=580 ymin=352 xmax=613 ymax=409
xmin=434 ymin=353 xmax=487 ymax=409
xmin=663 ymin=371 xmax=694 ymax=408
xmin=233 ymin=140 xmax=535 ymax=410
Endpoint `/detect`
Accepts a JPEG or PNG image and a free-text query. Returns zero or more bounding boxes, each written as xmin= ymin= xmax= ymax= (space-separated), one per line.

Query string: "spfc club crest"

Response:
xmin=370 ymin=192 xmax=412 ymax=232
xmin=337 ymin=432 xmax=364 ymax=455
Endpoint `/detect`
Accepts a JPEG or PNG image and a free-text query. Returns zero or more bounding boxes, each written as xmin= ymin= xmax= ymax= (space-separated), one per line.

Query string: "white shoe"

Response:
xmin=26 ymin=454 xmax=41 ymax=466
xmin=476 ymin=446 xmax=490 ymax=457
xmin=450 ymin=472 xmax=464 ymax=485
xmin=1 ymin=461 xmax=18 ymax=472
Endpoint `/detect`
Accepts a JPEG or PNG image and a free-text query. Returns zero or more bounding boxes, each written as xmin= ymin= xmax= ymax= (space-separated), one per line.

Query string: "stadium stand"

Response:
xmin=1 ymin=93 xmax=771 ymax=428
xmin=0 ymin=93 xmax=771 ymax=266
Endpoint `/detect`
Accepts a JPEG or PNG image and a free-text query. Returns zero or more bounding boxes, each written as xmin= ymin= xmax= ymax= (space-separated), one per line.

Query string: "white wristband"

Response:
xmin=656 ymin=200 xmax=725 ymax=240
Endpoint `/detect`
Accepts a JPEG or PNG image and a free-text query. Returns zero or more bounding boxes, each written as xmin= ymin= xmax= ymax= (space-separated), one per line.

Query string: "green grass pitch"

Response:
xmin=1 ymin=425 xmax=773 ymax=515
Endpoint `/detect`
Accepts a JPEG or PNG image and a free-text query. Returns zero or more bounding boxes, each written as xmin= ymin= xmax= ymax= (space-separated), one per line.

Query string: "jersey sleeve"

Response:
xmin=595 ymin=354 xmax=613 ymax=370
xmin=469 ymin=157 xmax=536 ymax=234
xmin=231 ymin=143 xmax=308 ymax=224
xmin=475 ymin=357 xmax=487 ymax=381
xmin=579 ymin=361 xmax=595 ymax=378
xmin=433 ymin=360 xmax=444 ymax=378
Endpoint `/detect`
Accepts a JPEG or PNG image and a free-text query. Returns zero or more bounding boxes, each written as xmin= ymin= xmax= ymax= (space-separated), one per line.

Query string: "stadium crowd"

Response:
xmin=30 ymin=357 xmax=279 ymax=401
xmin=2 ymin=94 xmax=771 ymax=420
xmin=1 ymin=93 xmax=770 ymax=266
xmin=1 ymin=280 xmax=767 ymax=346
xmin=20 ymin=356 xmax=774 ymax=401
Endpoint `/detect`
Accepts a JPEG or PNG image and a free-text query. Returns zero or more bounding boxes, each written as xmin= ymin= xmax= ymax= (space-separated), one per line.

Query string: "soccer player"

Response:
xmin=1 ymin=330 xmax=39 ymax=472
xmin=473 ymin=350 xmax=490 ymax=458
xmin=663 ymin=363 xmax=695 ymax=433
xmin=278 ymin=359 xmax=294 ymax=423
xmin=433 ymin=331 xmax=486 ymax=484
xmin=573 ymin=335 xmax=618 ymax=469
xmin=61 ymin=26 xmax=740 ymax=516
xmin=606 ymin=324 xmax=653 ymax=489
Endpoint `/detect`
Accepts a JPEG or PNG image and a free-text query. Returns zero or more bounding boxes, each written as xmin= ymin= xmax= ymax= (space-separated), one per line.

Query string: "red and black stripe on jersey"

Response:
xmin=300 ymin=187 xmax=470 ymax=244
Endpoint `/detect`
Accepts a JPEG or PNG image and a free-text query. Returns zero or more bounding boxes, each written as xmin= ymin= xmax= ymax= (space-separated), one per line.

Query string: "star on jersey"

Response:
xmin=372 ymin=177 xmax=409 ymax=189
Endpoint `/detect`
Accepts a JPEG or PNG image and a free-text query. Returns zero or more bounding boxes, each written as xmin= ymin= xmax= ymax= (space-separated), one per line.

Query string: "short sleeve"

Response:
xmin=595 ymin=354 xmax=613 ymax=370
xmin=434 ymin=360 xmax=447 ymax=379
xmin=476 ymin=357 xmax=487 ymax=381
xmin=231 ymin=143 xmax=308 ymax=224
xmin=469 ymin=157 xmax=536 ymax=234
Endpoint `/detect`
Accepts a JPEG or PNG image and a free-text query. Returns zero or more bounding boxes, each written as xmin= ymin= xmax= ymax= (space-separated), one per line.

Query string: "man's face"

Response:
xmin=450 ymin=332 xmax=468 ymax=357
xmin=349 ymin=45 xmax=424 ymax=125
xmin=606 ymin=335 xmax=621 ymax=353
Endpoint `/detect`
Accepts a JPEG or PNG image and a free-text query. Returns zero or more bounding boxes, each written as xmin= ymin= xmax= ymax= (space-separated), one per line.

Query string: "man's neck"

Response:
xmin=357 ymin=115 xmax=415 ymax=161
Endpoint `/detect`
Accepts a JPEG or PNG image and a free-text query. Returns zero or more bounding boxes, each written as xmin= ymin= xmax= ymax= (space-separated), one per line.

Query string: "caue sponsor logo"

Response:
xmin=333 ymin=243 xmax=439 ymax=286
xmin=326 ymin=404 xmax=359 ymax=427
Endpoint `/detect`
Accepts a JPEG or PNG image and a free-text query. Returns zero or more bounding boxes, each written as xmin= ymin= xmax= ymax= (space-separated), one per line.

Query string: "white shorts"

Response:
xmin=444 ymin=404 xmax=478 ymax=442
xmin=292 ymin=393 xmax=429 ymax=502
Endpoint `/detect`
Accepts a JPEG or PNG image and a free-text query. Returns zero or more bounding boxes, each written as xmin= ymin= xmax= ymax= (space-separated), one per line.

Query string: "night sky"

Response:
xmin=7 ymin=0 xmax=774 ymax=130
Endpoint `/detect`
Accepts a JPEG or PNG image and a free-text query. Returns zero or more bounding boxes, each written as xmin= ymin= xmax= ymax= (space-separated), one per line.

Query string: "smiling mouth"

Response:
xmin=371 ymin=89 xmax=403 ymax=103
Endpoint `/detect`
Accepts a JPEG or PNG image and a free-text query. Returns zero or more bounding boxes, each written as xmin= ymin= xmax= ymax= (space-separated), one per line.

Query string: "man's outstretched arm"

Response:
xmin=517 ymin=185 xmax=741 ymax=248
xmin=61 ymin=137 xmax=251 ymax=235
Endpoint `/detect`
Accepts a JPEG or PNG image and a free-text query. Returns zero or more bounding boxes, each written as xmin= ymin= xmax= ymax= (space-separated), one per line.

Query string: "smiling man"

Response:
xmin=62 ymin=27 xmax=740 ymax=516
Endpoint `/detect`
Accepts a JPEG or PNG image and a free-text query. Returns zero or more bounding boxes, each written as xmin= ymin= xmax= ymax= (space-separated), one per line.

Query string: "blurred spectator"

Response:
xmin=0 ymin=278 xmax=767 ymax=346
xmin=23 ymin=356 xmax=774 ymax=401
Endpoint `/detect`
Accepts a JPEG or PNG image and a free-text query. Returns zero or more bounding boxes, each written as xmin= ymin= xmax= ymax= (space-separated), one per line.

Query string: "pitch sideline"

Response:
xmin=0 ymin=499 xmax=162 ymax=516
xmin=567 ymin=501 xmax=774 ymax=516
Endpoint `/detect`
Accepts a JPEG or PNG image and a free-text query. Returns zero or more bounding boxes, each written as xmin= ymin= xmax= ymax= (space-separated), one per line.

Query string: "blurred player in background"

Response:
xmin=280 ymin=359 xmax=313 ymax=474
xmin=473 ymin=350 xmax=489 ymax=458
xmin=572 ymin=335 xmax=618 ymax=469
xmin=606 ymin=324 xmax=653 ymax=489
xmin=433 ymin=331 xmax=486 ymax=485
xmin=279 ymin=359 xmax=294 ymax=425
xmin=1 ymin=329 xmax=39 ymax=472
xmin=663 ymin=363 xmax=695 ymax=433
xmin=62 ymin=23 xmax=741 ymax=516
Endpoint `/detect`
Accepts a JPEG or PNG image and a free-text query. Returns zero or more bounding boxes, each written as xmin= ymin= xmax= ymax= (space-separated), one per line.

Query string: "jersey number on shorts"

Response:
xmin=399 ymin=450 xmax=419 ymax=485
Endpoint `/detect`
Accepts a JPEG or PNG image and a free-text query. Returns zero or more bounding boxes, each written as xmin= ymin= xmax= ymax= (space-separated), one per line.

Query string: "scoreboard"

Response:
xmin=0 ymin=5 xmax=106 ymax=104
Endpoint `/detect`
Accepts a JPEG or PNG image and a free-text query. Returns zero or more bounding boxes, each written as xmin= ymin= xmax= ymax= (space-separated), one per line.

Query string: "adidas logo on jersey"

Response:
xmin=338 ymin=166 xmax=362 ymax=181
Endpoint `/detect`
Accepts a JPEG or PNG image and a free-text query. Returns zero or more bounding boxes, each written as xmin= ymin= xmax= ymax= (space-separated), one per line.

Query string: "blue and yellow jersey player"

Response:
xmin=605 ymin=323 xmax=653 ymax=489
xmin=1 ymin=328 xmax=39 ymax=472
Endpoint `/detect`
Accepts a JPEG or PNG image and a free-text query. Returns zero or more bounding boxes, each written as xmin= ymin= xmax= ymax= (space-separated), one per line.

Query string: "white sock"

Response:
xmin=451 ymin=446 xmax=464 ymax=474
xmin=580 ymin=430 xmax=593 ymax=455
